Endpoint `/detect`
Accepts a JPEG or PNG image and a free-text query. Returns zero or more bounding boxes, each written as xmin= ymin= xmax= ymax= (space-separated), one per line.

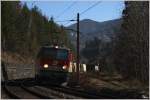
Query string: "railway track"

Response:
xmin=2 ymin=79 xmax=53 ymax=99
xmin=3 ymin=79 xmax=83 ymax=99
xmin=43 ymin=85 xmax=113 ymax=99
xmin=3 ymin=79 xmax=104 ymax=99
xmin=43 ymin=84 xmax=147 ymax=99
xmin=3 ymin=83 xmax=52 ymax=99
xmin=2 ymin=85 xmax=20 ymax=99
xmin=28 ymin=86 xmax=82 ymax=99
xmin=2 ymin=79 xmax=147 ymax=99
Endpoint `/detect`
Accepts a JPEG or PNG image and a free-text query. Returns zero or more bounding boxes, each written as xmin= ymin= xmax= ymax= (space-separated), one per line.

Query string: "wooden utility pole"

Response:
xmin=76 ymin=13 xmax=80 ymax=83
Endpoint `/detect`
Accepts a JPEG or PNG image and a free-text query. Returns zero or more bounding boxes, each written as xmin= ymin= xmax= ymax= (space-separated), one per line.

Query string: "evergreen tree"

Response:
xmin=113 ymin=1 xmax=149 ymax=84
xmin=2 ymin=1 xmax=75 ymax=58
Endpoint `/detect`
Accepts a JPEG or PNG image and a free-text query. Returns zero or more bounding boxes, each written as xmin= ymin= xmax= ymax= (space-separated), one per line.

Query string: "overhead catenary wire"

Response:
xmin=55 ymin=1 xmax=77 ymax=19
xmin=64 ymin=17 xmax=76 ymax=26
xmin=80 ymin=1 xmax=101 ymax=16
xmin=63 ymin=1 xmax=101 ymax=26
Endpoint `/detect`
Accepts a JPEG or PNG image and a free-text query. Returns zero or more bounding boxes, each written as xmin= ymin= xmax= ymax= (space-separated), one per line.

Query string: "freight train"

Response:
xmin=35 ymin=45 xmax=73 ymax=85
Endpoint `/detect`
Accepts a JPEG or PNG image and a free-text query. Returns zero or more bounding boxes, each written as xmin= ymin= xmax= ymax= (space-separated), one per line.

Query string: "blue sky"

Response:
xmin=23 ymin=1 xmax=125 ymax=26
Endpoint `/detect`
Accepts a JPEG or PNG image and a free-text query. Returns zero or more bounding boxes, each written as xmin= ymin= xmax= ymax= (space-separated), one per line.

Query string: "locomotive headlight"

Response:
xmin=62 ymin=65 xmax=67 ymax=69
xmin=43 ymin=64 xmax=48 ymax=68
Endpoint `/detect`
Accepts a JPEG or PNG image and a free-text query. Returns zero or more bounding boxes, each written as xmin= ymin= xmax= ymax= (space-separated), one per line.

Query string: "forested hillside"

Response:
xmin=2 ymin=1 xmax=74 ymax=58
xmin=113 ymin=1 xmax=149 ymax=84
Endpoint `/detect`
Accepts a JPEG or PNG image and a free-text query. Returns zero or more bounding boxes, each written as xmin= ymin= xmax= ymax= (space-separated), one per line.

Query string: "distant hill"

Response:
xmin=66 ymin=18 xmax=122 ymax=49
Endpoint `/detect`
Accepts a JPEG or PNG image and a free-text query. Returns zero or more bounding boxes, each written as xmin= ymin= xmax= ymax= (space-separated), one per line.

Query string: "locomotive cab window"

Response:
xmin=37 ymin=47 xmax=68 ymax=60
xmin=57 ymin=49 xmax=68 ymax=60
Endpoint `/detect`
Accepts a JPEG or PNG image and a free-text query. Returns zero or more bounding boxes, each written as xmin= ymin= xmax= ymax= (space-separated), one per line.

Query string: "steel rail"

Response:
xmin=3 ymin=85 xmax=20 ymax=99
xmin=44 ymin=85 xmax=109 ymax=99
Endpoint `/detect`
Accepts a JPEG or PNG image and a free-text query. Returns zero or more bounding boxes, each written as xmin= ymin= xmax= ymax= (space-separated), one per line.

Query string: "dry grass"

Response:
xmin=71 ymin=72 xmax=148 ymax=95
xmin=78 ymin=73 xmax=91 ymax=87
xmin=77 ymin=72 xmax=149 ymax=97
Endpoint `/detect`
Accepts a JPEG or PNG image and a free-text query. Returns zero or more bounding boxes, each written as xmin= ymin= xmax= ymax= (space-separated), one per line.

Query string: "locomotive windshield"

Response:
xmin=37 ymin=47 xmax=68 ymax=60
xmin=56 ymin=49 xmax=68 ymax=60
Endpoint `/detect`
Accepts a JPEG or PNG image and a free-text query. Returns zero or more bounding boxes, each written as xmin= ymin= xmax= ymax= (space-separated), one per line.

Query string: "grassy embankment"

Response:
xmin=78 ymin=72 xmax=149 ymax=96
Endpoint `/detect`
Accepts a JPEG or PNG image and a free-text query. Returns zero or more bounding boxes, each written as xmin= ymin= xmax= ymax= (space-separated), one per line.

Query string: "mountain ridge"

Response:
xmin=67 ymin=18 xmax=122 ymax=49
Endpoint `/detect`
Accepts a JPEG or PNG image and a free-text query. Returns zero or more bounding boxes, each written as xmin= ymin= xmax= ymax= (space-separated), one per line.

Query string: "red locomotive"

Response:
xmin=35 ymin=45 xmax=73 ymax=85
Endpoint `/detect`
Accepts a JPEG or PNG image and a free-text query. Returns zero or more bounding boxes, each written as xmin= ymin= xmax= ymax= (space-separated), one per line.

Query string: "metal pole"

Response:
xmin=77 ymin=13 xmax=80 ymax=83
